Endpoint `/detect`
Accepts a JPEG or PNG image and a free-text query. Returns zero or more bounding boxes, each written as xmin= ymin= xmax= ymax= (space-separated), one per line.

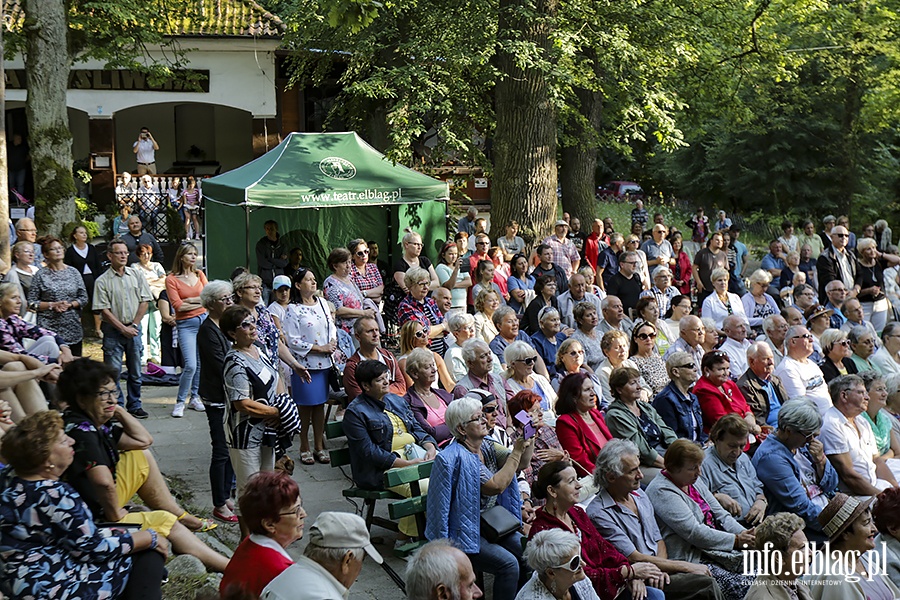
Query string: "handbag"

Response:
xmin=480 ymin=505 xmax=520 ymax=543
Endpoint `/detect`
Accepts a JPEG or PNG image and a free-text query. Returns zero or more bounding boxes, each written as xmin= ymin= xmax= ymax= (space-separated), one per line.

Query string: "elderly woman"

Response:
xmin=818 ymin=327 xmax=858 ymax=382
xmin=751 ymin=398 xmax=839 ymax=540
xmin=404 ymin=347 xmax=454 ymax=447
xmin=426 ymin=395 xmax=535 ymax=599
xmin=397 ymin=266 xmax=450 ymax=357
xmin=628 ymin=321 xmax=669 ymax=395
xmin=745 ymin=513 xmax=811 ymax=600
xmin=197 ymin=280 xmax=238 ymax=523
xmin=233 ymin=272 xmax=306 ymax=373
xmin=435 ymin=240 xmax=471 ymax=314
xmin=646 ymin=439 xmax=756 ymax=600
xmin=220 ymin=471 xmax=305 ymax=596
xmin=848 ymin=325 xmax=878 ymax=372
xmin=605 ymin=366 xmax=676 ymax=476
xmin=453 ymin=339 xmax=509 ymax=427
xmin=700 ymin=414 xmax=768 ymax=527
xmin=474 ymin=288 xmax=502 ymax=342
xmin=552 ymin=338 xmax=606 ymax=406
xmin=3 ymin=240 xmax=39 ymax=317
xmin=524 ymin=275 xmax=559 ymax=336
xmin=0 ymin=411 xmax=169 ymax=599
xmin=508 ymin=253 xmax=536 ymax=315
xmin=860 ymin=370 xmax=900 ymax=481
xmin=597 ymin=329 xmax=649 ymax=403
xmin=694 ymin=350 xmax=760 ymax=437
xmin=873 ymin=487 xmax=900 ymax=585
xmin=398 ymin=320 xmax=456 ymax=392
xmin=742 ymin=269 xmax=779 ymax=333
xmin=323 ymin=247 xmax=374 ymax=338
xmin=700 ymin=317 xmax=722 ymax=353
xmin=347 ymin=238 xmax=384 ymax=305
xmin=855 ymin=237 xmax=900 ymax=334
xmin=571 ymin=302 xmax=604 ymax=372
xmin=58 ymin=358 xmax=229 ymax=571
xmin=517 ymin=529 xmax=602 ymax=600
xmin=508 ymin=390 xmax=568 ymax=487
xmin=504 ymin=341 xmax=558 ymax=425
xmin=531 ymin=306 xmax=568 ymax=379
xmin=633 ymin=297 xmax=673 ymax=357
xmin=701 ymin=268 xmax=748 ymax=330
xmin=283 ymin=266 xmax=337 ymax=465
xmin=809 ymin=493 xmax=900 ymax=599
xmin=385 ymin=230 xmax=440 ymax=326
xmin=555 ymin=372 xmax=613 ymax=476
xmin=446 ymin=312 xmax=502 ymax=381
xmin=0 ymin=282 xmax=74 ymax=364
xmin=528 ymin=462 xmax=664 ymax=600
xmin=28 ymin=236 xmax=88 ymax=357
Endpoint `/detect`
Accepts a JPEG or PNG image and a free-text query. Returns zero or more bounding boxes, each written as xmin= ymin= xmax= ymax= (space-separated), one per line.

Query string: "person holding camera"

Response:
xmin=133 ymin=127 xmax=159 ymax=175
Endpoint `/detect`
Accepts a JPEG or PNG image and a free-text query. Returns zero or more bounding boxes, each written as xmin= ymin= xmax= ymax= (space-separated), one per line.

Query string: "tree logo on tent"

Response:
xmin=319 ymin=157 xmax=357 ymax=180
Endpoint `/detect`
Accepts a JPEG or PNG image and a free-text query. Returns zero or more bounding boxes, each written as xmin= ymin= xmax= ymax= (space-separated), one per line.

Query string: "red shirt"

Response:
xmin=220 ymin=535 xmax=293 ymax=597
xmin=693 ymin=375 xmax=752 ymax=433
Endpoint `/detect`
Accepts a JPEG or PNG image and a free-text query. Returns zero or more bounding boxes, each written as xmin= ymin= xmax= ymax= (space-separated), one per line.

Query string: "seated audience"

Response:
xmin=773 ymin=325 xmax=832 ymax=414
xmin=701 ymin=268 xmax=747 ymax=330
xmin=633 ymin=296 xmax=674 ymax=356
xmin=745 ymin=513 xmax=810 ymax=600
xmin=555 ymin=372 xmax=613 ymax=476
xmin=405 ymin=539 xmax=482 ymax=600
xmin=653 ymin=351 xmax=708 ymax=444
xmin=552 ymin=338 xmax=606 ymax=409
xmin=508 ymin=391 xmax=567 ymax=487
xmin=759 ymin=314 xmax=788 ymax=367
xmin=872 ymin=321 xmax=900 ymax=378
xmin=741 ymin=269 xmax=779 ymax=332
xmin=847 ymin=324 xmax=877 ymax=372
xmin=598 ymin=329 xmax=650 ymax=405
xmin=694 ymin=351 xmax=761 ymax=438
xmin=473 ymin=289 xmax=502 ymax=343
xmin=718 ymin=315 xmax=751 ymax=379
xmin=344 ymin=316 xmax=407 ymax=400
xmin=504 ymin=341 xmax=557 ymax=424
xmin=398 ymin=320 xmax=455 ymax=392
xmin=220 ymin=471 xmax=304 ymax=596
xmin=873 ymin=487 xmax=900 ymax=585
xmin=518 ymin=529 xmax=604 ymax=600
xmin=700 ymin=317 xmax=723 ymax=353
xmin=397 ymin=266 xmax=449 ymax=356
xmin=558 ymin=272 xmax=603 ymax=330
xmin=663 ymin=314 xmax=705 ymax=370
xmin=404 ymin=347 xmax=454 ymax=447
xmin=571 ymin=301 xmax=605 ymax=372
xmin=491 ymin=306 xmax=539 ymax=368
xmin=664 ymin=294 xmax=693 ymax=331
xmin=859 ymin=370 xmax=900 ymax=481
xmin=598 ymin=295 xmax=634 ymax=338
xmin=0 ymin=282 xmax=74 ymax=364
xmin=530 ymin=307 xmax=568 ymax=379
xmin=523 ymin=275 xmax=559 ymax=336
xmin=528 ymin=461 xmax=664 ymax=600
xmin=0 ymin=411 xmax=168 ymax=600
xmin=453 ymin=339 xmax=509 ymax=426
xmin=629 ymin=320 xmax=670 ymax=395
xmin=736 ymin=341 xmax=788 ymax=429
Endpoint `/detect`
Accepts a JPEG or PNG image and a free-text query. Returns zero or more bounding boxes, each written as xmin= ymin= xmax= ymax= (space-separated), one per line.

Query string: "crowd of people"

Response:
xmin=3 ymin=204 xmax=900 ymax=600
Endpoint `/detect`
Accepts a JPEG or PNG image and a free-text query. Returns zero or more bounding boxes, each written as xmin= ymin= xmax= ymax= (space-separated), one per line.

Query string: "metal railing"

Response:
xmin=115 ymin=175 xmax=211 ymax=242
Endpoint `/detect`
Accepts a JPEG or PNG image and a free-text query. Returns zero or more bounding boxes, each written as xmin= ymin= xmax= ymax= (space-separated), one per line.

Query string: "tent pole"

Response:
xmin=245 ymin=204 xmax=251 ymax=268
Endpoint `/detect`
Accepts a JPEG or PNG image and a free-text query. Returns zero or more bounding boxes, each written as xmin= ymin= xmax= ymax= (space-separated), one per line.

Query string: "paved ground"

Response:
xmin=138 ymin=386 xmax=414 ymax=600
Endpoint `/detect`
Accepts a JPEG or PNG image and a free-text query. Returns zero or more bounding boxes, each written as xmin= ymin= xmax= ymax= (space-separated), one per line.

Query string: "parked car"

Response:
xmin=596 ymin=180 xmax=644 ymax=202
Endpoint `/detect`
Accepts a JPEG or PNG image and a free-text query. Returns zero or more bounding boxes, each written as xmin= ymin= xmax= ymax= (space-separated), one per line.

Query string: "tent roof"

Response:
xmin=202 ymin=132 xmax=450 ymax=208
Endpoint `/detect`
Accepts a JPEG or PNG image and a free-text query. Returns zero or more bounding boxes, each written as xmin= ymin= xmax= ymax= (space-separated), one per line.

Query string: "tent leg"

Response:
xmin=245 ymin=205 xmax=251 ymax=268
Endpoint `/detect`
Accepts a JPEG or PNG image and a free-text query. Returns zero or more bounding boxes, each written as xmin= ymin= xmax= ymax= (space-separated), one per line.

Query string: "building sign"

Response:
xmin=5 ymin=69 xmax=210 ymax=92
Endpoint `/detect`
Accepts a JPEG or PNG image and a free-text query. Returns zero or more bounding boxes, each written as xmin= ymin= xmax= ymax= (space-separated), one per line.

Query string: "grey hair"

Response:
xmin=461 ymin=338 xmax=490 ymax=365
xmin=885 ymin=374 xmax=900 ymax=397
xmin=745 ymin=341 xmax=772 ymax=361
xmin=406 ymin=539 xmax=461 ymax=600
xmin=445 ymin=397 xmax=483 ymax=441
xmin=593 ymin=439 xmax=640 ymax=490
xmin=664 ymin=351 xmax=692 ymax=378
xmin=828 ymin=374 xmax=864 ymax=404
xmin=609 ymin=233 xmax=624 ymax=245
xmin=200 ymin=280 xmax=234 ymax=309
xmin=652 ymin=267 xmax=673 ymax=279
xmin=525 ymin=529 xmax=581 ymax=573
xmin=303 ymin=544 xmax=365 ymax=568
xmin=784 ymin=325 xmax=807 ymax=342
xmin=701 ymin=317 xmax=719 ymax=337
xmin=858 ymin=369 xmax=883 ymax=391
xmin=0 ymin=282 xmax=18 ymax=300
xmin=847 ymin=325 xmax=873 ymax=345
xmin=762 ymin=315 xmax=785 ymax=335
xmin=883 ymin=322 xmax=900 ymax=342
xmin=777 ymin=398 xmax=823 ymax=433
xmin=405 ymin=348 xmax=435 ymax=379
xmin=538 ymin=306 xmax=560 ymax=324
xmin=404 ymin=267 xmax=431 ymax=290
xmin=447 ymin=311 xmax=475 ymax=333
xmin=402 ymin=230 xmax=422 ymax=245
xmin=492 ymin=305 xmax=517 ymax=328
xmin=819 ymin=328 xmax=847 ymax=355
xmin=679 ymin=314 xmax=701 ymax=333
xmin=748 ymin=269 xmax=772 ymax=286
xmin=504 ymin=340 xmax=535 ymax=371
xmin=232 ymin=271 xmax=262 ymax=290
xmin=857 ymin=237 xmax=877 ymax=253
xmin=755 ymin=513 xmax=805 ymax=554
xmin=711 ymin=267 xmax=730 ymax=282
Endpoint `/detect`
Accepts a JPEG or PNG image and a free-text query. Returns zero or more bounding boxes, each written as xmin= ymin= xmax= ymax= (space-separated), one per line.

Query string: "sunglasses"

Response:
xmin=791 ymin=334 xmax=814 ymax=341
xmin=837 ymin=339 xmax=851 ymax=347
xmin=482 ymin=405 xmax=497 ymax=414
xmin=517 ymin=357 xmax=537 ymax=366
xmin=552 ymin=554 xmax=583 ymax=572
xmin=238 ymin=319 xmax=256 ymax=330
xmin=636 ymin=332 xmax=657 ymax=340
xmin=356 ymin=250 xmax=369 ymax=256
xmin=674 ymin=363 xmax=696 ymax=370
xmin=414 ymin=329 xmax=428 ymax=339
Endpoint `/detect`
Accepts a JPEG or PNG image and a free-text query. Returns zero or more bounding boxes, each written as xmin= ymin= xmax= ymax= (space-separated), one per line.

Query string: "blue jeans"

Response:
xmin=102 ymin=322 xmax=143 ymax=411
xmin=175 ymin=314 xmax=206 ymax=404
xmin=468 ymin=532 xmax=531 ymax=599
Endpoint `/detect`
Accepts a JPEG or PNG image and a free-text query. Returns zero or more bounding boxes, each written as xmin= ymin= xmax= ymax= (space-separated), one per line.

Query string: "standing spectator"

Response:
xmin=135 ymin=175 xmax=163 ymax=237
xmin=435 ymin=241 xmax=470 ymax=315
xmin=669 ymin=232 xmax=692 ymax=296
xmin=93 ymin=239 xmax=152 ymax=418
xmin=607 ymin=251 xmax=642 ymax=316
xmin=777 ymin=220 xmax=798 ymax=253
xmin=165 ymin=242 xmax=208 ymax=418
xmin=166 ymin=176 xmax=185 ymax=230
xmin=532 ymin=244 xmax=569 ymax=293
xmin=6 ymin=133 xmax=28 ymax=193
xmin=14 ymin=218 xmax=42 ymax=266
xmin=624 ymin=236 xmax=651 ymax=290
xmin=729 ymin=226 xmax=749 ymax=285
xmin=183 ymin=176 xmax=202 ymax=239
xmin=855 ymin=237 xmax=900 ymax=333
xmin=817 ymin=225 xmax=858 ymax=305
xmin=584 ymin=219 xmax=605 ymax=275
xmin=875 ymin=219 xmax=893 ymax=252
xmin=640 ymin=224 xmax=675 ymax=271
xmin=256 ymin=220 xmax=288 ymax=304
xmin=631 ymin=200 xmax=649 ymax=230
xmin=543 ymin=220 xmax=581 ymax=279
xmin=458 ymin=206 xmax=478 ymax=236
xmin=132 ymin=126 xmax=159 ymax=174
xmin=498 ymin=219 xmax=526 ymax=261
xmin=692 ymin=231 xmax=728 ymax=306
xmin=197 ymin=280 xmax=238 ymax=523
xmin=283 ymin=267 xmax=336 ymax=466
xmin=797 ymin=220 xmax=824 ymax=259
xmin=64 ymin=225 xmax=103 ymax=337
xmin=385 ymin=230 xmax=440 ymax=326
xmin=348 ymin=238 xmax=384 ymax=305
xmin=596 ymin=233 xmax=623 ymax=292
xmin=686 ymin=207 xmax=709 ymax=244
xmin=714 ymin=210 xmax=732 ymax=232
xmin=821 ymin=216 xmax=838 ymax=253
xmin=323 ymin=247 xmax=373 ymax=339
xmin=28 ymin=237 xmax=88 ymax=356
xmin=114 ymin=172 xmax=136 ymax=236
xmin=507 ymin=253 xmax=536 ymax=315
xmin=468 ymin=218 xmax=489 ymax=252
xmin=122 ymin=214 xmax=164 ymax=266
xmin=568 ymin=217 xmax=588 ymax=260
xmin=134 ymin=243 xmax=166 ymax=365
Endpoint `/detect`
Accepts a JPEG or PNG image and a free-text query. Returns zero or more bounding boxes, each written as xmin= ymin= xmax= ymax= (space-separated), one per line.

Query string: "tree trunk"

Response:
xmin=0 ymin=7 xmax=10 ymax=269
xmin=24 ymin=0 xmax=77 ymax=237
xmin=491 ymin=0 xmax=559 ymax=248
xmin=560 ymin=86 xmax=602 ymax=223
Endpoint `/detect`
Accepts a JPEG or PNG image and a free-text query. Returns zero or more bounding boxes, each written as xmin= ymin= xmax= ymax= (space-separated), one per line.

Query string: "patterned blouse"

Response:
xmin=0 ymin=313 xmax=64 ymax=363
xmin=27 ymin=266 xmax=89 ymax=345
xmin=283 ymin=298 xmax=336 ymax=371
xmin=324 ymin=275 xmax=365 ymax=336
xmin=223 ymin=347 xmax=279 ymax=450
xmin=349 ymin=262 xmax=383 ymax=296
xmin=254 ymin=304 xmax=281 ymax=365
xmin=0 ymin=467 xmax=134 ymax=599
xmin=630 ymin=353 xmax=669 ymax=395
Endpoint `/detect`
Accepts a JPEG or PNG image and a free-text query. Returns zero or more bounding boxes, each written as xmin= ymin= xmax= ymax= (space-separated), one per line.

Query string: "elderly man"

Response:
xmin=641 ymin=224 xmax=675 ymax=269
xmin=598 ymin=295 xmax=634 ymax=338
xmin=760 ymin=240 xmax=786 ymax=279
xmin=597 ymin=233 xmax=624 ymax=291
xmin=773 ymin=325 xmax=831 ymax=414
xmin=719 ymin=315 xmax=751 ymax=379
xmin=816 ymin=224 xmax=859 ymax=305
xmin=871 ymin=322 xmax=900 ymax=378
xmin=737 ymin=342 xmax=789 ymax=429
xmin=14 ymin=218 xmax=42 ymax=266
xmin=433 ymin=287 xmax=453 ymax=317
xmin=751 ymin=398 xmax=839 ymax=540
xmin=607 ymin=250 xmax=643 ymax=316
xmin=820 ymin=375 xmax=897 ymax=496
xmin=452 ymin=339 xmax=508 ymax=427
xmin=653 ymin=352 xmax=707 ymax=444
xmin=781 ymin=305 xmax=804 ymax=327
xmin=840 ymin=297 xmax=879 ymax=344
xmin=824 ymin=280 xmax=849 ymax=329
xmin=663 ymin=314 xmax=705 ymax=369
xmin=586 ymin=440 xmax=724 ymax=600
xmin=262 ymin=512 xmax=384 ymax=600
xmin=457 ymin=206 xmax=478 ymax=236
xmin=542 ymin=219 xmax=581 ymax=278
xmin=641 ymin=267 xmax=679 ymax=318
xmin=532 ymin=243 xmax=569 ymax=292
xmin=406 ymin=539 xmax=483 ymax=600
xmin=343 ymin=316 xmax=406 ymax=400
xmin=557 ymin=272 xmax=603 ymax=329
xmin=122 ymin=214 xmax=164 ymax=266
xmin=759 ymin=314 xmax=788 ymax=367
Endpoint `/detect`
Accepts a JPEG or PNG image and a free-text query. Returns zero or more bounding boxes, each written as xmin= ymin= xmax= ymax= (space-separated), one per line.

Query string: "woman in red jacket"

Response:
xmin=554 ymin=372 xmax=613 ymax=475
xmin=693 ymin=351 xmax=762 ymax=440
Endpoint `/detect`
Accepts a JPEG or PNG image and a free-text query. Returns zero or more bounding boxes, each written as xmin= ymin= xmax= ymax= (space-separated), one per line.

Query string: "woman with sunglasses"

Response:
xmin=628 ymin=322 xmax=669 ymax=396
xmin=633 ymin=297 xmax=673 ymax=357
xmin=701 ymin=268 xmax=747 ymax=330
xmin=398 ymin=320 xmax=455 ymax=392
xmin=347 ymin=239 xmax=384 ymax=305
xmin=504 ymin=341 xmax=557 ymax=426
xmin=527 ymin=462 xmax=664 ymax=600
xmin=693 ymin=351 xmax=760 ymax=439
xmin=818 ymin=328 xmax=858 ymax=383
xmin=552 ymin=339 xmax=606 ymax=407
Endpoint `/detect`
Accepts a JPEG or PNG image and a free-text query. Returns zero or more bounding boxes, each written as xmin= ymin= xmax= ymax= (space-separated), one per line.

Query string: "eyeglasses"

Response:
xmin=414 ymin=329 xmax=427 ymax=339
xmin=551 ymin=554 xmax=583 ymax=572
xmin=356 ymin=250 xmax=369 ymax=256
xmin=517 ymin=357 xmax=537 ymax=366
xmin=242 ymin=285 xmax=262 ymax=291
xmin=837 ymin=339 xmax=851 ymax=347
xmin=636 ymin=332 xmax=657 ymax=340
xmin=238 ymin=319 xmax=257 ymax=330
xmin=407 ymin=242 xmax=423 ymax=247
xmin=791 ymin=334 xmax=814 ymax=341
xmin=217 ymin=295 xmax=234 ymax=304
xmin=476 ymin=241 xmax=489 ymax=246
xmin=415 ymin=281 xmax=430 ymax=287
xmin=279 ymin=504 xmax=307 ymax=518
xmin=465 ymin=415 xmax=488 ymax=425
xmin=97 ymin=389 xmax=118 ymax=403
xmin=834 ymin=233 xmax=850 ymax=238
xmin=803 ymin=431 xmax=819 ymax=443
xmin=568 ymin=350 xmax=585 ymax=357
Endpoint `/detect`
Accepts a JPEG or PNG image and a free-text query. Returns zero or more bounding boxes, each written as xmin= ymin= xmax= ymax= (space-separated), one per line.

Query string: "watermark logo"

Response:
xmin=319 ymin=157 xmax=357 ymax=180
xmin=743 ymin=541 xmax=888 ymax=583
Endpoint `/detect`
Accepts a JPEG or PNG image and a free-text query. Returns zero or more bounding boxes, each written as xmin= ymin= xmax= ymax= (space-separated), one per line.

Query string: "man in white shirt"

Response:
xmin=719 ymin=315 xmax=751 ymax=379
xmin=819 ymin=375 xmax=896 ymax=496
xmin=132 ymin=127 xmax=159 ymax=175
xmin=758 ymin=314 xmax=788 ymax=367
xmin=773 ymin=325 xmax=832 ymax=414
xmin=262 ymin=512 xmax=383 ymax=600
xmin=663 ymin=315 xmax=704 ymax=370
xmin=870 ymin=322 xmax=900 ymax=378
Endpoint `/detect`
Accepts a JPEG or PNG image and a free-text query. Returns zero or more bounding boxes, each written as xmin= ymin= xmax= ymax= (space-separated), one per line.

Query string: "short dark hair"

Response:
xmin=230 ymin=266 xmax=248 ymax=281
xmin=608 ymin=366 xmax=641 ymax=400
xmin=107 ymin=239 xmax=128 ymax=254
xmin=536 ymin=243 xmax=551 ymax=256
xmin=532 ymin=460 xmax=572 ymax=500
xmin=220 ymin=305 xmax=252 ymax=341
xmin=701 ymin=349 xmax=730 ymax=371
xmin=264 ymin=220 xmax=277 ymax=227
xmin=355 ymin=360 xmax=389 ymax=388
xmin=239 ymin=471 xmax=300 ymax=536
xmin=57 ymin=358 xmax=120 ymax=414
xmin=327 ymin=247 xmax=351 ymax=270
xmin=534 ymin=274 xmax=556 ymax=296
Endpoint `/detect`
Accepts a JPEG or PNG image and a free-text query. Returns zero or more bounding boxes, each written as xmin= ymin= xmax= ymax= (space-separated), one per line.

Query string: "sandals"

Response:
xmin=314 ymin=450 xmax=331 ymax=464
xmin=300 ymin=451 xmax=315 ymax=465
xmin=178 ymin=511 xmax=218 ymax=532
xmin=212 ymin=507 xmax=239 ymax=523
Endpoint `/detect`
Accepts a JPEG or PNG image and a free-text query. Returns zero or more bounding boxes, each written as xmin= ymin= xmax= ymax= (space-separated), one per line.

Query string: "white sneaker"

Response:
xmin=188 ymin=397 xmax=206 ymax=412
xmin=171 ymin=403 xmax=185 ymax=418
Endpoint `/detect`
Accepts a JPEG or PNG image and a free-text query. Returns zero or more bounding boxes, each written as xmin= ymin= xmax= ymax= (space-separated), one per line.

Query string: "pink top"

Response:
xmin=165 ymin=271 xmax=208 ymax=321
xmin=424 ymin=398 xmax=448 ymax=429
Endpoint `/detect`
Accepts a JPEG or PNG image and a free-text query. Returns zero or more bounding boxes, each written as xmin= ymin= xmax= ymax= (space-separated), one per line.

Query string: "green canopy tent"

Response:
xmin=202 ymin=132 xmax=450 ymax=280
